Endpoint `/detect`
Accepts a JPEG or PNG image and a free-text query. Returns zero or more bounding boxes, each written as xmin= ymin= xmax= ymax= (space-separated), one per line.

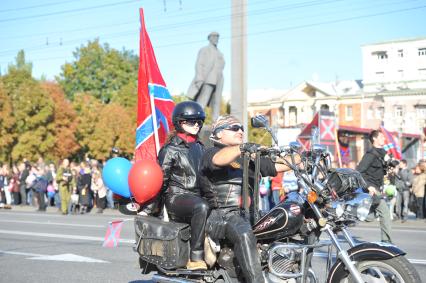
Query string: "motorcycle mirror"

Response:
xmin=251 ymin=115 xmax=269 ymax=128
xmin=312 ymin=144 xmax=326 ymax=152
xmin=289 ymin=141 xmax=302 ymax=151
xmin=311 ymin=126 xmax=320 ymax=145
xmin=251 ymin=115 xmax=279 ymax=146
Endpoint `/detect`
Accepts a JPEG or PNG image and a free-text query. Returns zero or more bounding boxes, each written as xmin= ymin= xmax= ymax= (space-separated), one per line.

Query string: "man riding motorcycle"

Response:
xmin=198 ymin=115 xmax=295 ymax=283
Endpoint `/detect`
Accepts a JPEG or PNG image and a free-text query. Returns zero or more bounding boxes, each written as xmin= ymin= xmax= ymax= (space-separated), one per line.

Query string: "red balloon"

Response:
xmin=128 ymin=160 xmax=163 ymax=204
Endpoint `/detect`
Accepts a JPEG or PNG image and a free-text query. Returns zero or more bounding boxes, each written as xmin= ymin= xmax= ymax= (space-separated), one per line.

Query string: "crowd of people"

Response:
xmin=383 ymin=159 xmax=426 ymax=221
xmin=1 ymin=99 xmax=425 ymax=282
xmin=0 ymin=156 xmax=114 ymax=214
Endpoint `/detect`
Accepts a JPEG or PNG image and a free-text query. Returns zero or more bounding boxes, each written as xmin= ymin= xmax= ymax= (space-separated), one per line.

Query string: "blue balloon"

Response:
xmin=102 ymin=157 xmax=132 ymax=198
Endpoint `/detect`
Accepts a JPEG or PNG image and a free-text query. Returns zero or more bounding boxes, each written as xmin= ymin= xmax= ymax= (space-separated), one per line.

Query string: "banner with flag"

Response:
xmin=103 ymin=220 xmax=124 ymax=248
xmin=338 ymin=138 xmax=351 ymax=164
xmin=380 ymin=126 xmax=402 ymax=160
xmin=297 ymin=113 xmax=319 ymax=150
xmin=135 ymin=8 xmax=175 ymax=161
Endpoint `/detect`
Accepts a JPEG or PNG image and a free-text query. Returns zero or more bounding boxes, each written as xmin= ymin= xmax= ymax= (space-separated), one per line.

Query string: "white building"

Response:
xmin=246 ymin=37 xmax=426 ymax=161
xmin=362 ymin=37 xmax=426 ymax=92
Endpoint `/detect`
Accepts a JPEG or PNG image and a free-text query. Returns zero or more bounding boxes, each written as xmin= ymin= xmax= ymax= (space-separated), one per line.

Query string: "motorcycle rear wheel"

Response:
xmin=336 ymin=256 xmax=420 ymax=283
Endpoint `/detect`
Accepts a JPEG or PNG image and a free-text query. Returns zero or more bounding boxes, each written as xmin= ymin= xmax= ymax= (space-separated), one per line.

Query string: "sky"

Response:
xmin=0 ymin=0 xmax=425 ymax=96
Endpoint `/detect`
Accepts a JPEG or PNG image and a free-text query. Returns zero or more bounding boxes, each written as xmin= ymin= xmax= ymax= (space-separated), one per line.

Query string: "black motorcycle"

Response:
xmin=133 ymin=115 xmax=420 ymax=283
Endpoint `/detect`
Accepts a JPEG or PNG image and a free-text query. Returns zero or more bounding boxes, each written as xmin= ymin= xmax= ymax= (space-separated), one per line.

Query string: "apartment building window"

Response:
xmin=320 ymin=104 xmax=330 ymax=112
xmin=398 ymin=70 xmax=404 ymax=78
xmin=289 ymin=106 xmax=297 ymax=126
xmin=394 ymin=105 xmax=403 ymax=119
xmin=419 ymin=68 xmax=426 ymax=77
xmin=374 ymin=51 xmax=388 ymax=60
xmin=398 ymin=49 xmax=404 ymax=58
xmin=345 ymin=105 xmax=353 ymax=121
xmin=367 ymin=107 xmax=374 ymax=119
xmin=375 ymin=107 xmax=384 ymax=119
xmin=418 ymin=48 xmax=426 ymax=56
xmin=416 ymin=105 xmax=426 ymax=119
xmin=376 ymin=72 xmax=385 ymax=80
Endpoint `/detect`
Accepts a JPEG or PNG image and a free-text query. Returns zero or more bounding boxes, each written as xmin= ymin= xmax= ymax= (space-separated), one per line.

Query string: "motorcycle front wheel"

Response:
xmin=336 ymin=256 xmax=420 ymax=283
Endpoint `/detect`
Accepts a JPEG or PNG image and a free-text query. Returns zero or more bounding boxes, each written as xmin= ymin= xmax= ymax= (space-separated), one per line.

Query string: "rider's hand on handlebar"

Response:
xmin=239 ymin=143 xmax=260 ymax=154
xmin=367 ymin=186 xmax=377 ymax=196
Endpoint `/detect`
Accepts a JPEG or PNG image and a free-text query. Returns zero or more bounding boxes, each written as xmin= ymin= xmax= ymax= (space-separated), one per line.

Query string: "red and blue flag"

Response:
xmin=380 ymin=126 xmax=402 ymax=160
xmin=135 ymin=8 xmax=175 ymax=161
xmin=103 ymin=220 xmax=124 ymax=248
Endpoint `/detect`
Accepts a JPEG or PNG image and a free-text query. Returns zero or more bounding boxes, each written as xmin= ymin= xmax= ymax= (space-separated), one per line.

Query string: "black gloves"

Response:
xmin=239 ymin=143 xmax=260 ymax=154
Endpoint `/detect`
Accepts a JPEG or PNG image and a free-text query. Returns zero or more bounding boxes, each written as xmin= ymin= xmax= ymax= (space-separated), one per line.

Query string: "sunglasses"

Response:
xmin=224 ymin=124 xmax=244 ymax=132
xmin=182 ymin=120 xmax=203 ymax=127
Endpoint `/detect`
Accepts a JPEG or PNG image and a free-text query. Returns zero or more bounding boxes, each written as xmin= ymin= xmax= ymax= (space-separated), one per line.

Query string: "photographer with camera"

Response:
xmin=357 ymin=130 xmax=395 ymax=243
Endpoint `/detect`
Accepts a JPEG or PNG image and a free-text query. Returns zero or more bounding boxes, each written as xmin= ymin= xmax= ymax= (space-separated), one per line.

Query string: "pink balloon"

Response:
xmin=128 ymin=160 xmax=163 ymax=204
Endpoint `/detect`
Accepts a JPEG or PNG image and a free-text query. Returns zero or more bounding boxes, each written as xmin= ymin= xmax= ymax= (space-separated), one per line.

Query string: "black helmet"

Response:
xmin=172 ymin=101 xmax=205 ymax=132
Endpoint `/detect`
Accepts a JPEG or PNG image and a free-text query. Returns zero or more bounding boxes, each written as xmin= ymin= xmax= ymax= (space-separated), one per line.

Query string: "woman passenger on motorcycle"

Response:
xmin=158 ymin=101 xmax=210 ymax=270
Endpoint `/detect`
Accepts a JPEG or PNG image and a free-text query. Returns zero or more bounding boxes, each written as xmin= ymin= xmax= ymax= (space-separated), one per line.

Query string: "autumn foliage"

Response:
xmin=0 ymin=47 xmax=138 ymax=164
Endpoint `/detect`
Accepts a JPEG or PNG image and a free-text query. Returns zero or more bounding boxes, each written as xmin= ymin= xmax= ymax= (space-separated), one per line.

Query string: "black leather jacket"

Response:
xmin=158 ymin=135 xmax=204 ymax=197
xmin=357 ymin=147 xmax=386 ymax=189
xmin=199 ymin=144 xmax=277 ymax=209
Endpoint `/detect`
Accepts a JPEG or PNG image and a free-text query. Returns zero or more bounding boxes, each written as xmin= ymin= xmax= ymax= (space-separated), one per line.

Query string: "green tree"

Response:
xmin=72 ymin=93 xmax=134 ymax=160
xmin=8 ymin=50 xmax=32 ymax=75
xmin=111 ymin=80 xmax=137 ymax=109
xmin=3 ymin=52 xmax=55 ymax=162
xmin=0 ymin=81 xmax=16 ymax=163
xmin=72 ymin=93 xmax=103 ymax=159
xmin=58 ymin=39 xmax=139 ymax=103
xmin=90 ymin=103 xmax=134 ymax=160
xmin=42 ymin=82 xmax=80 ymax=160
xmin=248 ymin=124 xmax=272 ymax=145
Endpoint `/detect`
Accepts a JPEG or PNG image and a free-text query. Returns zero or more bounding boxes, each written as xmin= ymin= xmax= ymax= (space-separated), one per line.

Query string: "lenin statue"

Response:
xmin=187 ymin=32 xmax=225 ymax=120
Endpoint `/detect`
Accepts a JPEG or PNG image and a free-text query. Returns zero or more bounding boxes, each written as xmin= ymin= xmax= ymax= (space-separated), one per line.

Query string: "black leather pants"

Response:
xmin=222 ymin=210 xmax=264 ymax=283
xmin=166 ymin=193 xmax=210 ymax=261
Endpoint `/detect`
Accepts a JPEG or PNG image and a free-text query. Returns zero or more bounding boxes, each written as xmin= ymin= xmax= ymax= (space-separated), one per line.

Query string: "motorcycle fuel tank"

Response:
xmin=253 ymin=201 xmax=304 ymax=240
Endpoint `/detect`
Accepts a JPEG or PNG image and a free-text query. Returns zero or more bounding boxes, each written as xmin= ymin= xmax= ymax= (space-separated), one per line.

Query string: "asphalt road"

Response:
xmin=0 ymin=206 xmax=425 ymax=283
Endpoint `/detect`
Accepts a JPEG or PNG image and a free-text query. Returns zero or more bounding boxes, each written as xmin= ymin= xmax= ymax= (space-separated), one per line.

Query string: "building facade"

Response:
xmin=247 ymin=37 xmax=426 ymax=163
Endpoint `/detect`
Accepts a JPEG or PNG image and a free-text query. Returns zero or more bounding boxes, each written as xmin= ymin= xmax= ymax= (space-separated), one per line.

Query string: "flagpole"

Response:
xmin=149 ymin=89 xmax=161 ymax=155
xmin=140 ymin=8 xmax=161 ymax=156
xmin=334 ymin=126 xmax=342 ymax=167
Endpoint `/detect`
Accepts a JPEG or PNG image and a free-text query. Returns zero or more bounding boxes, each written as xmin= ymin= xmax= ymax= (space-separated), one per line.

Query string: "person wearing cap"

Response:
xmin=198 ymin=115 xmax=295 ymax=283
xmin=187 ymin=31 xmax=225 ymax=120
xmin=158 ymin=101 xmax=210 ymax=270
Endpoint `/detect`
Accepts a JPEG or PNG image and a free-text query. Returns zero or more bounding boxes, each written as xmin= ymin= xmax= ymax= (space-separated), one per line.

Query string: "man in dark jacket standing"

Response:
xmin=357 ymin=130 xmax=392 ymax=243
xmin=395 ymin=160 xmax=413 ymax=222
xmin=19 ymin=162 xmax=30 ymax=205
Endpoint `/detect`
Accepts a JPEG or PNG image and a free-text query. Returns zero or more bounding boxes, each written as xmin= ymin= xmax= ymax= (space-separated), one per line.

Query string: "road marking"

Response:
xmin=0 ymin=211 xmax=133 ymax=222
xmin=352 ymin=227 xmax=426 ymax=233
xmin=0 ymin=229 xmax=134 ymax=244
xmin=0 ymin=219 xmax=105 ymax=228
xmin=0 ymin=250 xmax=109 ymax=263
xmin=314 ymin=252 xmax=426 ymax=265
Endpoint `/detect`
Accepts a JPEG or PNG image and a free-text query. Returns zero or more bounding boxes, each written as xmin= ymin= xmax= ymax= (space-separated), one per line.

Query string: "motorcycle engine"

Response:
xmin=269 ymin=246 xmax=302 ymax=275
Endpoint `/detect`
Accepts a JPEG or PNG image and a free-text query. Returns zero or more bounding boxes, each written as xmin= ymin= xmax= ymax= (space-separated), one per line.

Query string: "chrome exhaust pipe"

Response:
xmin=151 ymin=274 xmax=194 ymax=283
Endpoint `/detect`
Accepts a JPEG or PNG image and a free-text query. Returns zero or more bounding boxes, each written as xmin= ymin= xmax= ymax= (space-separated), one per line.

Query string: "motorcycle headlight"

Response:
xmin=335 ymin=203 xmax=345 ymax=218
xmin=355 ymin=195 xmax=372 ymax=221
xmin=344 ymin=192 xmax=373 ymax=221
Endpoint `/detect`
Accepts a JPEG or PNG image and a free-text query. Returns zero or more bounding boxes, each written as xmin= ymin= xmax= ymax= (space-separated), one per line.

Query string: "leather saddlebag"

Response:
xmin=134 ymin=215 xmax=190 ymax=269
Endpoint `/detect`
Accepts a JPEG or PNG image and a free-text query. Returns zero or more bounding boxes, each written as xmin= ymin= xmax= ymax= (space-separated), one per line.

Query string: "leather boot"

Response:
xmin=186 ymin=260 xmax=207 ymax=270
